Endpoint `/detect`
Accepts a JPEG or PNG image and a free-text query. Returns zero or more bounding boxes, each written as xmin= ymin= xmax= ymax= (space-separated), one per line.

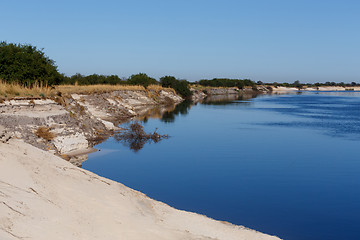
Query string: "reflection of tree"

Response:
xmin=114 ymin=122 xmax=168 ymax=152
xmin=202 ymin=93 xmax=259 ymax=105
xmin=160 ymin=94 xmax=260 ymax=122
xmin=161 ymin=100 xmax=192 ymax=123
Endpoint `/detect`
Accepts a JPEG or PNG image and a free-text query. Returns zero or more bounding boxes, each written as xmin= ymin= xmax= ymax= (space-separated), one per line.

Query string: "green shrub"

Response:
xmin=128 ymin=73 xmax=158 ymax=87
xmin=61 ymin=73 xmax=127 ymax=85
xmin=160 ymin=76 xmax=192 ymax=98
xmin=160 ymin=76 xmax=177 ymax=88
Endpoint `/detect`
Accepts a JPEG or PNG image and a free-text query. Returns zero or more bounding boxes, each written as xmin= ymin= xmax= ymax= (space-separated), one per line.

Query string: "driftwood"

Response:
xmin=114 ymin=122 xmax=168 ymax=152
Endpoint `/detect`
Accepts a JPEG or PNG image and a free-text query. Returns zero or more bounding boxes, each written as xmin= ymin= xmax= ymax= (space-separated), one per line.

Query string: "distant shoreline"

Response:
xmin=269 ymin=86 xmax=360 ymax=92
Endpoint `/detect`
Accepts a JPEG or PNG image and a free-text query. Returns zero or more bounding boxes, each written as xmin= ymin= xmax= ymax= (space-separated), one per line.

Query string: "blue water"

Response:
xmin=83 ymin=92 xmax=360 ymax=240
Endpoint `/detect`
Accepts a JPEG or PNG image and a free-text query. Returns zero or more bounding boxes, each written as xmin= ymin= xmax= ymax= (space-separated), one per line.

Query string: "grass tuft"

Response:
xmin=35 ymin=126 xmax=56 ymax=141
xmin=147 ymin=84 xmax=175 ymax=94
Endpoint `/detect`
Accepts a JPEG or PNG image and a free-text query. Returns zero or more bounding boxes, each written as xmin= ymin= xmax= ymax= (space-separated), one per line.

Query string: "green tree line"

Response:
xmin=198 ymin=78 xmax=256 ymax=88
xmin=0 ymin=41 xmax=63 ymax=86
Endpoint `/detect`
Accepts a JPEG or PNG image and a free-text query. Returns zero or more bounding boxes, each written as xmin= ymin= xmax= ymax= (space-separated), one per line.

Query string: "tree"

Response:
xmin=128 ymin=73 xmax=157 ymax=87
xmin=293 ymin=80 xmax=302 ymax=89
xmin=0 ymin=41 xmax=63 ymax=86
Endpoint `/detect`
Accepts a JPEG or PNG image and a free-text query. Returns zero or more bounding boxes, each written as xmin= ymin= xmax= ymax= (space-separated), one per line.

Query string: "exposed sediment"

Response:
xmin=0 ymin=89 xmax=182 ymax=166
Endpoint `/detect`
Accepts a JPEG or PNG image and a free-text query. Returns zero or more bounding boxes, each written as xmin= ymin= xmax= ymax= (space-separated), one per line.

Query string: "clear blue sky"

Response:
xmin=1 ymin=0 xmax=359 ymax=83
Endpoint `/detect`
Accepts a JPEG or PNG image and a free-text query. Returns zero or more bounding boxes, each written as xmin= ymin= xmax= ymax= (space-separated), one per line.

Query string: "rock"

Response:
xmin=52 ymin=133 xmax=89 ymax=154
xmin=0 ymin=125 xmax=11 ymax=143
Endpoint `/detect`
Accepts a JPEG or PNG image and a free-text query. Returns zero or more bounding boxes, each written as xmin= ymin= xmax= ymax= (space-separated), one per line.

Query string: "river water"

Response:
xmin=83 ymin=91 xmax=360 ymax=240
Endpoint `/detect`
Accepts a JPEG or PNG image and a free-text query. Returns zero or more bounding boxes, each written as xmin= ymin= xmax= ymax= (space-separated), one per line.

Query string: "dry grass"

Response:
xmin=0 ymin=81 xmax=55 ymax=98
xmin=35 ymin=127 xmax=56 ymax=141
xmin=0 ymin=81 xmax=175 ymax=100
xmin=55 ymin=84 xmax=146 ymax=95
xmin=147 ymin=84 xmax=176 ymax=94
xmin=56 ymin=84 xmax=175 ymax=99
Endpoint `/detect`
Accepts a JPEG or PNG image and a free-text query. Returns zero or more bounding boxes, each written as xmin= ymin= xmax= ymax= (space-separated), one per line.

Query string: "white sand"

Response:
xmin=0 ymin=139 xmax=280 ymax=240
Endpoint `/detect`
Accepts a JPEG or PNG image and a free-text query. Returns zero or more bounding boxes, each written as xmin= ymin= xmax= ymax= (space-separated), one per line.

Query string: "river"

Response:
xmin=83 ymin=91 xmax=360 ymax=240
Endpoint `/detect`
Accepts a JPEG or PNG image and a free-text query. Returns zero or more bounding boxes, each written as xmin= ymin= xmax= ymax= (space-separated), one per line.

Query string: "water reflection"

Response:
xmin=161 ymin=100 xmax=192 ymax=123
xmin=135 ymin=104 xmax=177 ymax=123
xmin=116 ymin=93 xmax=262 ymax=151
xmin=202 ymin=93 xmax=259 ymax=106
xmin=135 ymin=93 xmax=261 ymax=124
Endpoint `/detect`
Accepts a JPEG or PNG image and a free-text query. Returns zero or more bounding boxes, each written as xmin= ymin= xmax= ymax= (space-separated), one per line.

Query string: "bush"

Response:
xmin=160 ymin=76 xmax=177 ymax=88
xmin=61 ymin=73 xmax=127 ymax=85
xmin=128 ymin=73 xmax=158 ymax=87
xmin=0 ymin=41 xmax=63 ymax=86
xmin=174 ymin=80 xmax=192 ymax=98
xmin=160 ymin=76 xmax=192 ymax=98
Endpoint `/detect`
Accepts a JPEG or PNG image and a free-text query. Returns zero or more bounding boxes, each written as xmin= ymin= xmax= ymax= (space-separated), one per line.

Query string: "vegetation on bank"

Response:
xmin=1 ymin=41 xmax=359 ymax=100
xmin=0 ymin=81 xmax=55 ymax=99
xmin=0 ymin=81 xmax=176 ymax=99
xmin=160 ymin=76 xmax=192 ymax=98
xmin=0 ymin=42 xmax=63 ymax=86
xmin=0 ymin=42 xmax=189 ymax=98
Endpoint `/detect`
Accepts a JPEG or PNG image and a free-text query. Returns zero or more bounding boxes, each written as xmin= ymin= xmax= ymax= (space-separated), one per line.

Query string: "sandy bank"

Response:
xmin=0 ymin=139 xmax=280 ymax=240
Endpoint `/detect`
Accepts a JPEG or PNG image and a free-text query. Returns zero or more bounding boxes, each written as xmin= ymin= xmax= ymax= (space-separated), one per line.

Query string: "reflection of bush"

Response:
xmin=161 ymin=100 xmax=191 ymax=123
xmin=114 ymin=122 xmax=168 ymax=152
